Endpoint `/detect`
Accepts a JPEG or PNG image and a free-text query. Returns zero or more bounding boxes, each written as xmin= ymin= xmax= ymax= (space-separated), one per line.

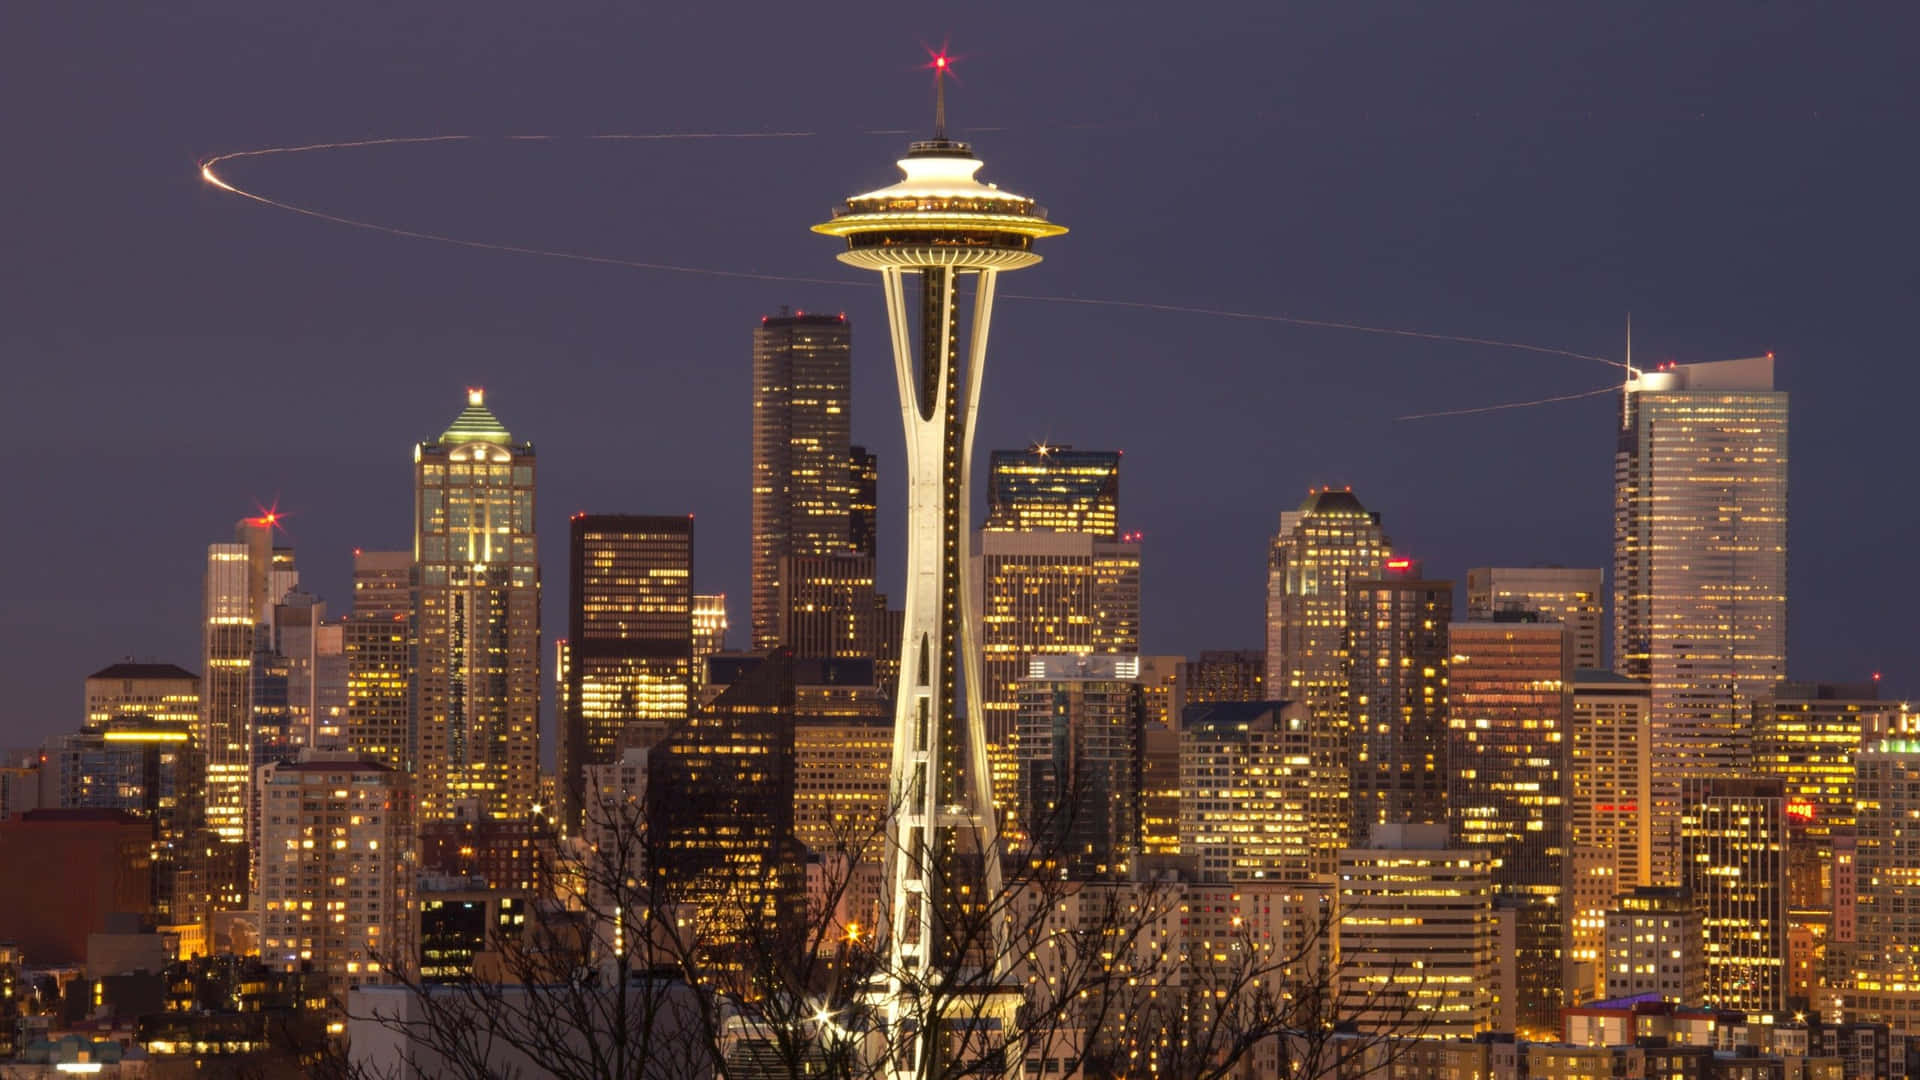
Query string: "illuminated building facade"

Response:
xmin=814 ymin=111 xmax=1066 ymax=1040
xmin=1568 ymin=669 xmax=1653 ymax=1002
xmin=1139 ymin=721 xmax=1181 ymax=856
xmin=1180 ymin=700 xmax=1316 ymax=882
xmin=750 ymin=310 xmax=854 ymax=650
xmin=1345 ymin=559 xmax=1451 ymax=839
xmin=985 ymin=444 xmax=1120 ymax=539
xmin=557 ymin=514 xmax=693 ymax=836
xmin=1753 ymin=681 xmax=1887 ymax=909
xmin=413 ymin=389 xmax=540 ymax=823
xmin=1336 ymin=823 xmax=1495 ymax=1040
xmin=850 ymin=445 xmax=878 ymax=559
xmin=85 ymin=662 xmax=200 ymax=731
xmin=343 ymin=550 xmax=413 ymax=771
xmin=1614 ymin=356 xmax=1788 ymax=884
xmin=647 ymin=651 xmax=801 ymax=949
xmin=1603 ymin=885 xmax=1703 ymax=1002
xmin=1016 ymin=654 xmax=1144 ymax=878
xmin=1173 ymin=649 xmax=1266 ymax=719
xmin=1680 ymin=777 xmax=1788 ymax=1014
xmin=779 ymin=553 xmax=880 ymax=662
xmin=417 ymin=809 xmax=540 ymax=895
xmin=1467 ymin=566 xmax=1605 ymax=671
xmin=1265 ymin=487 xmax=1389 ymax=877
xmin=1848 ymin=742 xmax=1920 ymax=1032
xmin=417 ymin=881 xmax=525 ymax=984
xmin=1446 ymin=618 xmax=1572 ymax=1036
xmin=691 ymin=594 xmax=729 ymax=691
xmin=256 ymin=756 xmax=410 ymax=1017
xmin=974 ymin=530 xmax=1141 ymax=770
xmin=272 ymin=592 xmax=346 ymax=752
xmin=792 ymin=715 xmax=893 ymax=857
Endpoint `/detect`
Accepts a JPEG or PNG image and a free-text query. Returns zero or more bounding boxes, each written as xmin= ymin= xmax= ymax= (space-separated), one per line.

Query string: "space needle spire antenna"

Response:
xmin=815 ymin=52 xmax=1065 ymax=1079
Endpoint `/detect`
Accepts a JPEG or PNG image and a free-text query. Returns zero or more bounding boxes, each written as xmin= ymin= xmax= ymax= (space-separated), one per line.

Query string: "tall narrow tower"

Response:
xmin=813 ymin=63 xmax=1065 ymax=1064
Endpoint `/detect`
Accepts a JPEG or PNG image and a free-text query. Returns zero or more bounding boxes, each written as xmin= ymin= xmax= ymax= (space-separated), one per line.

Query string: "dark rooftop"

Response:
xmin=87 ymin=662 xmax=197 ymax=683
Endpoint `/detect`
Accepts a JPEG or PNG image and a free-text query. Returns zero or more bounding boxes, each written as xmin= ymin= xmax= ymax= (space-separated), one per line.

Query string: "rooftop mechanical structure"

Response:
xmin=814 ymin=66 xmax=1064 ymax=1077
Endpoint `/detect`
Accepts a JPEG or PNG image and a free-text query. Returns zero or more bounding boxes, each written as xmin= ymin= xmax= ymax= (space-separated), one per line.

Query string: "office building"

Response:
xmin=1614 ymin=356 xmax=1788 ymax=883
xmin=1180 ymin=700 xmax=1316 ymax=882
xmin=1447 ymin=618 xmax=1572 ymax=1036
xmin=272 ymin=592 xmax=346 ymax=752
xmin=973 ymin=529 xmax=1141 ymax=762
xmin=691 ymin=594 xmax=729 ymax=688
xmin=1345 ymin=559 xmax=1451 ymax=838
xmin=413 ymin=389 xmax=540 ymax=823
xmin=1336 ymin=823 xmax=1495 ymax=1040
xmin=1753 ymin=681 xmax=1887 ymax=909
xmin=1848 ymin=741 xmax=1920 ymax=1032
xmin=343 ymin=551 xmax=413 ymax=771
xmin=984 ymin=444 xmax=1120 ymax=539
xmin=1603 ymin=886 xmax=1704 ymax=1002
xmin=1680 ymin=777 xmax=1788 ymax=1014
xmin=1265 ymin=487 xmax=1389 ymax=876
xmin=1172 ymin=650 xmax=1265 ymax=723
xmin=778 ymin=553 xmax=879 ymax=662
xmin=647 ymin=651 xmax=801 ymax=948
xmin=750 ymin=310 xmax=854 ymax=650
xmin=0 ymin=809 xmax=154 ymax=966
xmin=849 ymin=445 xmax=877 ymax=559
xmin=1016 ymin=654 xmax=1145 ymax=877
xmin=1466 ymin=567 xmax=1605 ymax=671
xmin=1568 ymin=669 xmax=1653 ymax=1002
xmin=557 ymin=514 xmax=693 ymax=836
xmin=417 ymin=809 xmax=540 ymax=895
xmin=256 ymin=755 xmax=411 ymax=1017
xmin=84 ymin=662 xmax=200 ymax=731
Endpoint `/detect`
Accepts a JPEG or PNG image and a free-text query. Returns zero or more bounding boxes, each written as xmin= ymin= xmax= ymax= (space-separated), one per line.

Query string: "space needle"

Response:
xmin=813 ymin=53 xmax=1065 ymax=1076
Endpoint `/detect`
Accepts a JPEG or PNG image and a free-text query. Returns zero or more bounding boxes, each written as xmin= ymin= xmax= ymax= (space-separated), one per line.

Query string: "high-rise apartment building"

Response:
xmin=1266 ymin=488 xmax=1389 ymax=877
xmin=973 ymin=530 xmax=1141 ymax=770
xmin=413 ymin=389 xmax=540 ymax=823
xmin=750 ymin=310 xmax=854 ymax=650
xmin=1337 ymin=823 xmax=1495 ymax=1040
xmin=1680 ymin=778 xmax=1788 ymax=1014
xmin=1346 ymin=560 xmax=1451 ymax=839
xmin=1568 ymin=669 xmax=1653 ymax=1003
xmin=849 ymin=446 xmax=878 ymax=560
xmin=1603 ymin=886 xmax=1703 ymax=1003
xmin=1466 ymin=567 xmax=1605 ymax=671
xmin=557 ymin=514 xmax=693 ymax=837
xmin=256 ymin=755 xmax=410 ymax=1018
xmin=985 ymin=444 xmax=1120 ymax=539
xmin=1447 ymin=618 xmax=1572 ymax=1036
xmin=1850 ymin=741 xmax=1920 ymax=1032
xmin=1180 ymin=700 xmax=1316 ymax=882
xmin=343 ymin=551 xmax=412 ymax=771
xmin=1016 ymin=655 xmax=1144 ymax=877
xmin=1614 ymin=356 xmax=1788 ymax=883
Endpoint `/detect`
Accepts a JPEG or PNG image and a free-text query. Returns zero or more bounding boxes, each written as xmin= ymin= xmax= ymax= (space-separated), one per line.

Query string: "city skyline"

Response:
xmin=4 ymin=5 xmax=1916 ymax=744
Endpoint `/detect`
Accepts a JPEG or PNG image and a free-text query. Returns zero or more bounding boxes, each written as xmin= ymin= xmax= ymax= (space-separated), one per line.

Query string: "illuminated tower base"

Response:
xmin=815 ymin=78 xmax=1065 ymax=1078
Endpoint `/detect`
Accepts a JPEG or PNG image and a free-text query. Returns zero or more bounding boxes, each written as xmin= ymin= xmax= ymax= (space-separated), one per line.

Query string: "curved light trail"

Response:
xmin=198 ymin=132 xmax=1627 ymax=417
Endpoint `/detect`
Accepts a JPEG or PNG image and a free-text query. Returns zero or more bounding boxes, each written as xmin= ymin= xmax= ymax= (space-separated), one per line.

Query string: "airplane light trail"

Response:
xmin=198 ymin=132 xmax=1628 ymax=416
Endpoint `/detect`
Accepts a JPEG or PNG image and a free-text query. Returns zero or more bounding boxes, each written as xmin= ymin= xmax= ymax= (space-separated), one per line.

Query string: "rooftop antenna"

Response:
xmin=1621 ymin=312 xmax=1635 ymax=427
xmin=924 ymin=40 xmax=958 ymax=140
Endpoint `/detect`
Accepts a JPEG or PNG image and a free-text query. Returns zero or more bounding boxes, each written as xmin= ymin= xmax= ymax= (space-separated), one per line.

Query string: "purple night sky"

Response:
xmin=4 ymin=3 xmax=1916 ymax=748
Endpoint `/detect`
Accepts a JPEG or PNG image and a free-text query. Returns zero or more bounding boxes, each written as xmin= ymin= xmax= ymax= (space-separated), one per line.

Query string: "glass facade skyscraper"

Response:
xmin=985 ymin=444 xmax=1120 ymax=539
xmin=413 ymin=389 xmax=540 ymax=824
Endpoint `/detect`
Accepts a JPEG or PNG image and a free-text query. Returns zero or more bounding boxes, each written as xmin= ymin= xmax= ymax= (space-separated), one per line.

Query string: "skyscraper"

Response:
xmin=778 ymin=553 xmax=880 ymax=662
xmin=1752 ymin=681 xmax=1888 ymax=909
xmin=557 ymin=514 xmax=693 ymax=837
xmin=1680 ymin=778 xmax=1788 ymax=1014
xmin=1172 ymin=650 xmax=1265 ymax=721
xmin=985 ymin=444 xmax=1120 ymax=538
xmin=343 ymin=551 xmax=412 ymax=771
xmin=1614 ymin=355 xmax=1788 ymax=882
xmin=1346 ymin=558 xmax=1451 ymax=839
xmin=750 ymin=310 xmax=854 ymax=650
xmin=85 ymin=662 xmax=200 ymax=731
xmin=1016 ymin=654 xmax=1144 ymax=878
xmin=691 ymin=594 xmax=729 ymax=692
xmin=1180 ymin=700 xmax=1316 ymax=882
xmin=849 ymin=445 xmax=878 ymax=559
xmin=1447 ymin=618 xmax=1572 ymax=1036
xmin=1850 ymin=741 xmax=1920 ymax=1032
xmin=1265 ymin=487 xmax=1389 ymax=876
xmin=1466 ymin=566 xmax=1605 ymax=671
xmin=1567 ymin=669 xmax=1653 ymax=1002
xmin=413 ymin=389 xmax=540 ymax=824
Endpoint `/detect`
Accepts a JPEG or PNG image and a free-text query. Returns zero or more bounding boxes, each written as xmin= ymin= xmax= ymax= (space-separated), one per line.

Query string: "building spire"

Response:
xmin=932 ymin=51 xmax=950 ymax=139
